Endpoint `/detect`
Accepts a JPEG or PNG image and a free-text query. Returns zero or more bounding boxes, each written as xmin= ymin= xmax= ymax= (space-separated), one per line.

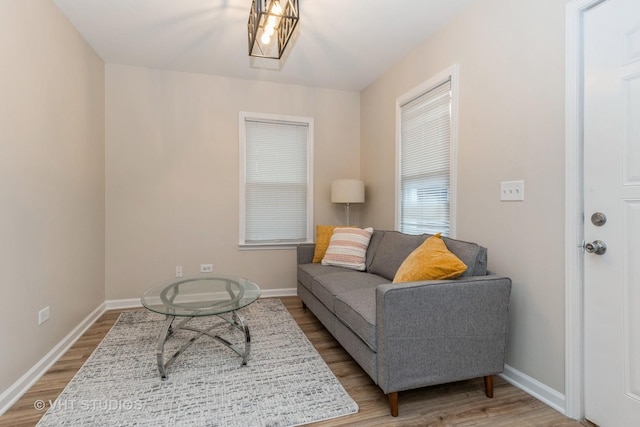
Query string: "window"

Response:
xmin=239 ymin=112 xmax=314 ymax=247
xmin=396 ymin=66 xmax=457 ymax=237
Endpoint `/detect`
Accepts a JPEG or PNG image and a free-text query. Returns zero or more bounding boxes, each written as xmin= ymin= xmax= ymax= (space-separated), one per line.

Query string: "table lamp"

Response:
xmin=331 ymin=179 xmax=365 ymax=226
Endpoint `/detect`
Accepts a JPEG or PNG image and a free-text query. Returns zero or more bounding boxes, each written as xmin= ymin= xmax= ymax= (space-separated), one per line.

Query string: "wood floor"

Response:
xmin=0 ymin=296 xmax=590 ymax=427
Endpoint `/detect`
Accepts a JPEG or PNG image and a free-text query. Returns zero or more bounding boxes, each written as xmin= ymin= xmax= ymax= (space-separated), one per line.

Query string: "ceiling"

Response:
xmin=52 ymin=0 xmax=472 ymax=91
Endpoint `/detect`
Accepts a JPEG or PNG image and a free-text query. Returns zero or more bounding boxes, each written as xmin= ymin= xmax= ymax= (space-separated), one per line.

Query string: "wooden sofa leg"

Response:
xmin=301 ymin=301 xmax=307 ymax=310
xmin=484 ymin=375 xmax=494 ymax=398
xmin=387 ymin=392 xmax=399 ymax=417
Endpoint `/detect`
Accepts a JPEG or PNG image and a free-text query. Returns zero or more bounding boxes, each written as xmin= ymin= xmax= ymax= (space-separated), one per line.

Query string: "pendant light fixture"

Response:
xmin=248 ymin=0 xmax=299 ymax=59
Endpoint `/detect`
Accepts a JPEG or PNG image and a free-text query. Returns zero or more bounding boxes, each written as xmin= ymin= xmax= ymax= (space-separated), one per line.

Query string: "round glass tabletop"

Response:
xmin=141 ymin=276 xmax=261 ymax=317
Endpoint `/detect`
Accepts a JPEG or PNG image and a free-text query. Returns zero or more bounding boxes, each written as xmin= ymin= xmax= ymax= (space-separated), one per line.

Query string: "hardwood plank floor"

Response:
xmin=0 ymin=297 xmax=590 ymax=426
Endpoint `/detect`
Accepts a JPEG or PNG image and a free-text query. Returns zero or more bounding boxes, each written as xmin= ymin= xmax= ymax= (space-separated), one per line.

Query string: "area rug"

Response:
xmin=37 ymin=298 xmax=358 ymax=426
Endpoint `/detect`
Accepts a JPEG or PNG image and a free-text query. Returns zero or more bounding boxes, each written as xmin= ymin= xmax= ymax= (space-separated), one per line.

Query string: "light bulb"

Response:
xmin=271 ymin=1 xmax=283 ymax=15
xmin=267 ymin=15 xmax=277 ymax=27
xmin=260 ymin=33 xmax=271 ymax=45
xmin=264 ymin=25 xmax=275 ymax=37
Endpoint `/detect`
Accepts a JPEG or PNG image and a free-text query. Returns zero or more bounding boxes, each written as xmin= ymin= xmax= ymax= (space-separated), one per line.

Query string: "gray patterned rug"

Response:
xmin=37 ymin=298 xmax=358 ymax=426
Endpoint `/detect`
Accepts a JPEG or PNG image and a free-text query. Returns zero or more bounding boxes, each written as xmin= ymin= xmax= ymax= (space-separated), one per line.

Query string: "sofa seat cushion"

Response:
xmin=312 ymin=272 xmax=388 ymax=312
xmin=297 ymin=263 xmax=357 ymax=292
xmin=335 ymin=286 xmax=379 ymax=352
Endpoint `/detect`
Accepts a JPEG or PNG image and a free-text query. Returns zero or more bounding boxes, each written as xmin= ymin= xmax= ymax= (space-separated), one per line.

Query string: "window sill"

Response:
xmin=238 ymin=243 xmax=310 ymax=251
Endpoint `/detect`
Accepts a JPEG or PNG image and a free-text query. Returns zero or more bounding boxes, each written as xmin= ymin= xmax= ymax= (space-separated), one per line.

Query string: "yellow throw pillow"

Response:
xmin=392 ymin=233 xmax=467 ymax=283
xmin=313 ymin=225 xmax=339 ymax=263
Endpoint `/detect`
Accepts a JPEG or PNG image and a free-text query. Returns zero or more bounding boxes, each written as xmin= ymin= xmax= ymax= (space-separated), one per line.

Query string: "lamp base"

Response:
xmin=345 ymin=203 xmax=351 ymax=226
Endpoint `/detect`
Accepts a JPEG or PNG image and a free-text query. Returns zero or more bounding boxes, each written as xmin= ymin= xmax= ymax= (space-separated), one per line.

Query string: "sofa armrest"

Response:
xmin=297 ymin=243 xmax=315 ymax=265
xmin=375 ymin=275 xmax=512 ymax=394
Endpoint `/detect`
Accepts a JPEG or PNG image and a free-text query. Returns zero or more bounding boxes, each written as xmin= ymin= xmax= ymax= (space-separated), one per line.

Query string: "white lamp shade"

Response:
xmin=331 ymin=179 xmax=365 ymax=203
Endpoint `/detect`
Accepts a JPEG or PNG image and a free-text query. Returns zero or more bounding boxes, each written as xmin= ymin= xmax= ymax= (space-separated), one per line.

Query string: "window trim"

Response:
xmin=395 ymin=64 xmax=459 ymax=237
xmin=238 ymin=111 xmax=314 ymax=249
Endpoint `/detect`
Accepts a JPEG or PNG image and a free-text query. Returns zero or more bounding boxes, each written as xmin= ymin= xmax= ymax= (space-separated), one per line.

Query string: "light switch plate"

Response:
xmin=500 ymin=180 xmax=524 ymax=201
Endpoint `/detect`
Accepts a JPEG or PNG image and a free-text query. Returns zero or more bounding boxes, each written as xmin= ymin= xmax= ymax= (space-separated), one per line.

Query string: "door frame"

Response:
xmin=565 ymin=0 xmax=606 ymax=420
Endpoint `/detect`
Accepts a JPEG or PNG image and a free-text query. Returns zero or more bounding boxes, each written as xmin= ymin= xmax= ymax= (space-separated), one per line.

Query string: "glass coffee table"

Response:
xmin=141 ymin=276 xmax=261 ymax=380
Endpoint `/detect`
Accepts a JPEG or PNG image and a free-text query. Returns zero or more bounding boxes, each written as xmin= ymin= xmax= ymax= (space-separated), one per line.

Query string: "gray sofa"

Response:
xmin=296 ymin=230 xmax=511 ymax=417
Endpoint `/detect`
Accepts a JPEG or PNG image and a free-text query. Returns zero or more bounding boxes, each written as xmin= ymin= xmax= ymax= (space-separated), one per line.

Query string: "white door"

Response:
xmin=584 ymin=0 xmax=640 ymax=425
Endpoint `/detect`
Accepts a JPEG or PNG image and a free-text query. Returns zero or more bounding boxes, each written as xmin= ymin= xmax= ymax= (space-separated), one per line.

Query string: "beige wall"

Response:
xmin=0 ymin=0 xmax=105 ymax=394
xmin=360 ymin=0 xmax=568 ymax=392
xmin=0 ymin=0 xmax=571 ymax=406
xmin=105 ymin=64 xmax=360 ymax=299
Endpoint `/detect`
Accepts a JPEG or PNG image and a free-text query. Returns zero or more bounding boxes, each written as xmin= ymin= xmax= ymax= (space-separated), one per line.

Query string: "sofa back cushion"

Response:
xmin=367 ymin=231 xmax=487 ymax=281
xmin=442 ymin=235 xmax=487 ymax=277
xmin=365 ymin=230 xmax=385 ymax=271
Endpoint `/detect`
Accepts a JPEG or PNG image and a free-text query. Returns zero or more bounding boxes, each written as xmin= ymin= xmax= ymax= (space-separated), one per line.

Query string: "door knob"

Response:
xmin=584 ymin=240 xmax=607 ymax=255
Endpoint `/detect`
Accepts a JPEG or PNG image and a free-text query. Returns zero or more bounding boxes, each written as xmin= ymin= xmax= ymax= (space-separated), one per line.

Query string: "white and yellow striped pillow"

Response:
xmin=321 ymin=227 xmax=373 ymax=271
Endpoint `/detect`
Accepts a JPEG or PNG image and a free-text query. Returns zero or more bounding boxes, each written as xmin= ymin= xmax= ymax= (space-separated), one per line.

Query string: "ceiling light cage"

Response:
xmin=248 ymin=0 xmax=299 ymax=59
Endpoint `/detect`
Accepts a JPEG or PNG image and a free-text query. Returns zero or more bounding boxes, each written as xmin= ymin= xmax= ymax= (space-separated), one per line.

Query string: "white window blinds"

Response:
xmin=241 ymin=114 xmax=313 ymax=245
xmin=399 ymin=79 xmax=452 ymax=236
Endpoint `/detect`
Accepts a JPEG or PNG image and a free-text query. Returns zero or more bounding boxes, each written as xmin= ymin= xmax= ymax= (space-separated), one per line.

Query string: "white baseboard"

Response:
xmin=260 ymin=287 xmax=298 ymax=298
xmin=0 ymin=302 xmax=106 ymax=416
xmin=105 ymin=288 xmax=298 ymax=310
xmin=500 ymin=364 xmax=566 ymax=415
xmin=105 ymin=298 xmax=142 ymax=310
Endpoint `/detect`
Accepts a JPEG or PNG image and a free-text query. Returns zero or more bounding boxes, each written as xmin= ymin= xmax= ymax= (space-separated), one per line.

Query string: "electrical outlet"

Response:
xmin=175 ymin=266 xmax=183 ymax=278
xmin=38 ymin=306 xmax=50 ymax=325
xmin=200 ymin=264 xmax=213 ymax=273
xmin=500 ymin=180 xmax=525 ymax=201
